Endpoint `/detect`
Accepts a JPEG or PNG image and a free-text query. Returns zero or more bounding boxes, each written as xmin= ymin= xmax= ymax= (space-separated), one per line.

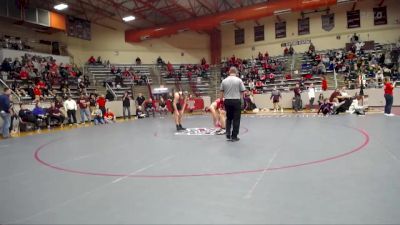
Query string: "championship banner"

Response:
xmin=67 ymin=16 xmax=91 ymax=40
xmin=373 ymin=6 xmax=387 ymax=25
xmin=254 ymin=25 xmax=265 ymax=42
xmin=321 ymin=13 xmax=335 ymax=31
xmin=234 ymin=28 xmax=245 ymax=45
xmin=298 ymin=18 xmax=310 ymax=35
xmin=275 ymin=21 xmax=286 ymax=39
xmin=347 ymin=10 xmax=360 ymax=29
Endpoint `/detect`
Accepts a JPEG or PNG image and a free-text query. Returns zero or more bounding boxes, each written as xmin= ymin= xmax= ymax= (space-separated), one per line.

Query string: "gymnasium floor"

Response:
xmin=1 ymin=113 xmax=400 ymax=224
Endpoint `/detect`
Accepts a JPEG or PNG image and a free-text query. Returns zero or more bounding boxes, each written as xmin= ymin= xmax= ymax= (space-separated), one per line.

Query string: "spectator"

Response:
xmin=135 ymin=57 xmax=141 ymax=65
xmin=321 ymin=76 xmax=328 ymax=91
xmin=78 ymin=94 xmax=91 ymax=124
xmin=329 ymin=88 xmax=341 ymax=103
xmin=136 ymin=93 xmax=145 ymax=108
xmin=97 ymin=94 xmax=107 ymax=115
xmin=136 ymin=106 xmax=146 ymax=119
xmin=89 ymin=94 xmax=97 ymax=113
xmin=18 ymin=104 xmax=39 ymax=128
xmin=158 ymin=97 xmax=168 ymax=116
xmin=187 ymin=94 xmax=195 ymax=113
xmin=144 ymin=98 xmax=155 ymax=117
xmin=33 ymin=84 xmax=42 ymax=102
xmin=96 ymin=56 xmax=102 ymax=65
xmin=64 ymin=96 xmax=78 ymax=125
xmin=47 ymin=102 xmax=65 ymax=127
xmin=157 ymin=56 xmax=164 ymax=66
xmin=105 ymin=90 xmax=115 ymax=101
xmin=88 ymin=56 xmax=96 ymax=65
xmin=32 ymin=102 xmax=47 ymax=127
xmin=318 ymin=99 xmax=333 ymax=116
xmin=308 ymin=83 xmax=316 ymax=111
xmin=293 ymin=84 xmax=302 ymax=112
xmin=0 ymin=88 xmax=12 ymax=138
xmin=104 ymin=108 xmax=116 ymax=123
xmin=384 ymin=77 xmax=395 ymax=116
xmin=91 ymin=105 xmax=105 ymax=125
xmin=270 ymin=86 xmax=282 ymax=113
xmin=122 ymin=91 xmax=131 ymax=119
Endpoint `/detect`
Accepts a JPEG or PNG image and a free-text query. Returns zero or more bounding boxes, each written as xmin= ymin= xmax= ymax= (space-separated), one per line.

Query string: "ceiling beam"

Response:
xmin=133 ymin=0 xmax=177 ymax=22
xmin=168 ymin=0 xmax=197 ymax=17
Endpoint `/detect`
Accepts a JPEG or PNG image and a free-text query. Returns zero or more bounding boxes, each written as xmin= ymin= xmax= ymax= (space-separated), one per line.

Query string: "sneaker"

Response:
xmin=280 ymin=108 xmax=283 ymax=113
xmin=387 ymin=113 xmax=395 ymax=117
xmin=274 ymin=109 xmax=277 ymax=112
xmin=216 ymin=129 xmax=226 ymax=135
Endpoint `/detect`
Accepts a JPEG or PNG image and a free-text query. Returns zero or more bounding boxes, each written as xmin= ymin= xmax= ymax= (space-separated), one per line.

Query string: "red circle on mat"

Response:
xmin=34 ymin=126 xmax=369 ymax=179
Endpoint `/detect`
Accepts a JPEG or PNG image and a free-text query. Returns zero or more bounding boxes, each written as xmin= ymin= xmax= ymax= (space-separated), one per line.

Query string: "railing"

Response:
xmin=0 ymin=78 xmax=21 ymax=103
xmin=105 ymin=82 xmax=117 ymax=100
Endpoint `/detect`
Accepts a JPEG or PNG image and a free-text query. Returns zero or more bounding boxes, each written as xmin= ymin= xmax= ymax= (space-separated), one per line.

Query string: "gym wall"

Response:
xmin=221 ymin=0 xmax=400 ymax=58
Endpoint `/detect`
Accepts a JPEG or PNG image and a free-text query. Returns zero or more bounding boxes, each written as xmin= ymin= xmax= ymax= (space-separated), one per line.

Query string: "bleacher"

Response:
xmin=159 ymin=64 xmax=211 ymax=96
xmin=87 ymin=64 xmax=152 ymax=98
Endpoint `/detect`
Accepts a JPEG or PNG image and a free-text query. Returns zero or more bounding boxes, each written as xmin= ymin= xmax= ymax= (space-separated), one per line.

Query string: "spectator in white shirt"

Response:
xmin=64 ymin=96 xmax=78 ymax=125
xmin=308 ymin=83 xmax=316 ymax=111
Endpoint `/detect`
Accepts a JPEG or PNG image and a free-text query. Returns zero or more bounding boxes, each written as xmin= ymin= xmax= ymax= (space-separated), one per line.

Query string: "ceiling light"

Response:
xmin=54 ymin=3 xmax=68 ymax=11
xmin=123 ymin=16 xmax=136 ymax=22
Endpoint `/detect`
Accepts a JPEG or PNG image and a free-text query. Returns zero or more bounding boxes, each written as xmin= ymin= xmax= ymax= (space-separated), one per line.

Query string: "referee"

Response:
xmin=220 ymin=67 xmax=245 ymax=142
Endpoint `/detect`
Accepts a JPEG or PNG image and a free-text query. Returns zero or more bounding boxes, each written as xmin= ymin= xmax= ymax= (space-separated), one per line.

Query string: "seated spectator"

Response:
xmin=348 ymin=97 xmax=365 ymax=116
xmin=19 ymin=67 xmax=29 ymax=81
xmin=157 ymin=56 xmax=164 ymax=66
xmin=329 ymin=88 xmax=341 ymax=102
xmin=284 ymin=47 xmax=289 ymax=56
xmin=136 ymin=93 xmax=145 ymax=108
xmin=136 ymin=106 xmax=146 ymax=119
xmin=243 ymin=91 xmax=257 ymax=111
xmin=18 ymin=104 xmax=39 ymax=127
xmin=47 ymin=102 xmax=65 ymax=127
xmin=144 ymin=98 xmax=155 ymax=117
xmin=201 ymin=57 xmax=206 ymax=65
xmin=332 ymin=98 xmax=346 ymax=114
xmin=96 ymin=56 xmax=102 ymax=65
xmin=104 ymin=108 xmax=116 ymax=123
xmin=135 ymin=57 xmax=141 ymax=65
xmin=288 ymin=45 xmax=294 ymax=55
xmin=88 ymin=56 xmax=96 ymax=65
xmin=33 ymin=84 xmax=42 ymax=102
xmin=91 ymin=105 xmax=105 ymax=125
xmin=32 ymin=102 xmax=47 ymax=126
xmin=318 ymin=99 xmax=333 ymax=116
xmin=158 ymin=97 xmax=168 ymax=116
xmin=322 ymin=76 xmax=328 ymax=91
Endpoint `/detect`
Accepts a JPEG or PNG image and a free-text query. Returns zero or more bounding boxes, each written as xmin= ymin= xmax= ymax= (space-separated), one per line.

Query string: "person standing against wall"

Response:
xmin=0 ymin=88 xmax=12 ymax=138
xmin=220 ymin=67 xmax=246 ymax=142
xmin=122 ymin=91 xmax=131 ymax=119
xmin=384 ymin=77 xmax=395 ymax=116
xmin=308 ymin=83 xmax=316 ymax=111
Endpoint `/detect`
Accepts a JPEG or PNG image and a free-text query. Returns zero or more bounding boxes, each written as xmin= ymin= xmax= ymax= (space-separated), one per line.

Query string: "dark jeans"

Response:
xmin=224 ymin=99 xmax=241 ymax=139
xmin=67 ymin=109 xmax=77 ymax=124
xmin=384 ymin=94 xmax=393 ymax=114
xmin=123 ymin=106 xmax=131 ymax=119
xmin=294 ymin=95 xmax=301 ymax=111
xmin=47 ymin=115 xmax=65 ymax=126
xmin=100 ymin=106 xmax=106 ymax=116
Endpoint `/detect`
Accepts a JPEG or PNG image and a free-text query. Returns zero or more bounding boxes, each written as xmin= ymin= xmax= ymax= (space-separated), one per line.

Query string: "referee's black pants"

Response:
xmin=224 ymin=99 xmax=241 ymax=139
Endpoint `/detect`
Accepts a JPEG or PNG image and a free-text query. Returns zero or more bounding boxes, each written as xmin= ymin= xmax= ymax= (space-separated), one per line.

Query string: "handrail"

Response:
xmin=0 ymin=78 xmax=21 ymax=103
xmin=105 ymin=82 xmax=117 ymax=100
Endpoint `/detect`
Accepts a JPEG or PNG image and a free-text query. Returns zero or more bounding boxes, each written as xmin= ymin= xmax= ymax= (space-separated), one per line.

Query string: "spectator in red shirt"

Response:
xmin=97 ymin=95 xmax=107 ymax=115
xmin=88 ymin=56 xmax=96 ymax=65
xmin=33 ymin=85 xmax=42 ymax=102
xmin=19 ymin=67 xmax=29 ymax=81
xmin=384 ymin=77 xmax=395 ymax=116
xmin=322 ymin=76 xmax=328 ymax=91
xmin=104 ymin=108 xmax=116 ymax=123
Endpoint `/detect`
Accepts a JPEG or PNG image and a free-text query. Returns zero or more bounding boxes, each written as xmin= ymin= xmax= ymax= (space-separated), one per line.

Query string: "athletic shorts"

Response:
xmin=175 ymin=103 xmax=182 ymax=111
